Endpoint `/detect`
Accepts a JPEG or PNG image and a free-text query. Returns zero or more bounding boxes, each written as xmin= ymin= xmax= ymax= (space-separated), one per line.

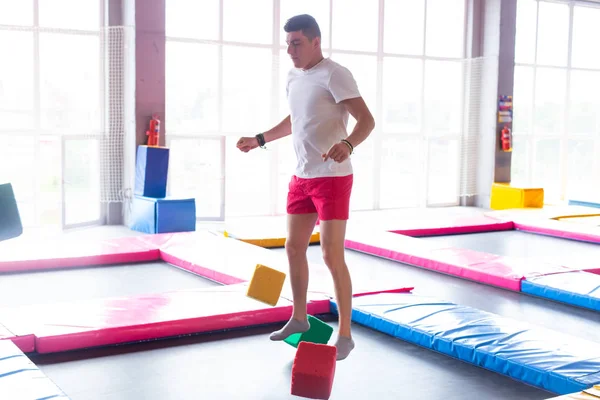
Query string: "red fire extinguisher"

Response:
xmin=501 ymin=125 xmax=512 ymax=152
xmin=146 ymin=114 xmax=160 ymax=147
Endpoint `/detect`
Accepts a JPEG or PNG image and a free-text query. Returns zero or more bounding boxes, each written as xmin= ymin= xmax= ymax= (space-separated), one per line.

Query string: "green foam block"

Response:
xmin=283 ymin=315 xmax=334 ymax=348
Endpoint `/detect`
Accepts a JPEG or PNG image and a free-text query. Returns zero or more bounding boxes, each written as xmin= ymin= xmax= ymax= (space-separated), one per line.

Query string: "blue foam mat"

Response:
xmin=330 ymin=293 xmax=600 ymax=395
xmin=522 ymin=271 xmax=600 ymax=312
xmin=0 ymin=340 xmax=69 ymax=399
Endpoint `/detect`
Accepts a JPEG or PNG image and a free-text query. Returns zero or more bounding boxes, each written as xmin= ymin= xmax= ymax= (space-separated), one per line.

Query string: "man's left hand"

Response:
xmin=322 ymin=141 xmax=351 ymax=163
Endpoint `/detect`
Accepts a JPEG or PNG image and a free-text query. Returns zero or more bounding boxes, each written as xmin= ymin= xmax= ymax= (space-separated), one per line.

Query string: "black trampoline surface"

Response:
xmin=419 ymin=230 xmax=600 ymax=267
xmin=31 ymin=318 xmax=552 ymax=400
xmin=0 ymin=261 xmax=220 ymax=307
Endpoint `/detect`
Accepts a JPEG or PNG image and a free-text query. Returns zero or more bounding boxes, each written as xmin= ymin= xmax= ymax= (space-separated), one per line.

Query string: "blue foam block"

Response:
xmin=522 ymin=271 xmax=600 ymax=312
xmin=0 ymin=339 xmax=69 ymax=398
xmin=129 ymin=196 xmax=196 ymax=234
xmin=0 ymin=183 xmax=23 ymax=242
xmin=330 ymin=293 xmax=600 ymax=395
xmin=568 ymin=199 xmax=600 ymax=209
xmin=135 ymin=145 xmax=170 ymax=198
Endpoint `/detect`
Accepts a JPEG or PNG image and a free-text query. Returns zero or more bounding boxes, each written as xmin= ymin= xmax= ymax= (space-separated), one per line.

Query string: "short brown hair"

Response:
xmin=283 ymin=14 xmax=321 ymax=41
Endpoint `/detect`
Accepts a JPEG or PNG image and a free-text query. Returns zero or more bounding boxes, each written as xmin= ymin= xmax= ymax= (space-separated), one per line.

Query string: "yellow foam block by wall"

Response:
xmin=490 ymin=183 xmax=544 ymax=210
xmin=246 ymin=264 xmax=287 ymax=307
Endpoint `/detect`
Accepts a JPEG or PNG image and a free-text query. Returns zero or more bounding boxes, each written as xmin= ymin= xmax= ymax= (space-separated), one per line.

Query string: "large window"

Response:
xmin=166 ymin=0 xmax=468 ymax=218
xmin=513 ymin=0 xmax=600 ymax=202
xmin=0 ymin=0 xmax=105 ymax=229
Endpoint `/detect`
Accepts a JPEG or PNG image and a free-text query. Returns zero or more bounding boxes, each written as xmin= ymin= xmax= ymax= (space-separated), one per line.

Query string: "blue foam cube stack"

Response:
xmin=129 ymin=145 xmax=196 ymax=234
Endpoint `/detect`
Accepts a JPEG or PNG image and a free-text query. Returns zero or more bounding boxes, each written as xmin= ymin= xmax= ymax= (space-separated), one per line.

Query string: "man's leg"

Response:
xmin=269 ymin=213 xmax=319 ymax=340
xmin=319 ymin=218 xmax=354 ymax=360
xmin=314 ymin=174 xmax=355 ymax=360
xmin=270 ymin=177 xmax=319 ymax=341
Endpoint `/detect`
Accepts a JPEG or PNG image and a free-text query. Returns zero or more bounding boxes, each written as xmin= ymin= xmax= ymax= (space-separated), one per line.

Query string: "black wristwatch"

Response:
xmin=255 ymin=133 xmax=266 ymax=148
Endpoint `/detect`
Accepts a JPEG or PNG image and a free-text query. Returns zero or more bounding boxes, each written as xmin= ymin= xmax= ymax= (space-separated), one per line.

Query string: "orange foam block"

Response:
xmin=246 ymin=264 xmax=286 ymax=306
xmin=291 ymin=341 xmax=337 ymax=400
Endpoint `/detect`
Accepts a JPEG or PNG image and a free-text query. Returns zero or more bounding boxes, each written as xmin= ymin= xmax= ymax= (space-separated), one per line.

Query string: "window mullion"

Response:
xmin=420 ymin=0 xmax=428 ymax=207
xmin=270 ymin=0 xmax=281 ymax=215
xmin=33 ymin=0 xmax=42 ymax=226
xmin=560 ymin=1 xmax=575 ymax=201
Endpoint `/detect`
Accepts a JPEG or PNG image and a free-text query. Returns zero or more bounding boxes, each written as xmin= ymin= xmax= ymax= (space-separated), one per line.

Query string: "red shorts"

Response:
xmin=286 ymin=174 xmax=353 ymax=221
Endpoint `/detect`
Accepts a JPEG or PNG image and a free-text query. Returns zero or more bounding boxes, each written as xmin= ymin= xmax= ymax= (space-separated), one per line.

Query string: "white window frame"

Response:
xmin=165 ymin=0 xmax=470 ymax=217
xmin=513 ymin=0 xmax=600 ymax=202
xmin=0 ymin=0 xmax=106 ymax=230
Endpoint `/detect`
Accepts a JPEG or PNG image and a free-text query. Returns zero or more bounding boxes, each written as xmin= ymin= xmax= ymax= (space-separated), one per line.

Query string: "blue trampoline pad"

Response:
xmin=330 ymin=292 xmax=600 ymax=395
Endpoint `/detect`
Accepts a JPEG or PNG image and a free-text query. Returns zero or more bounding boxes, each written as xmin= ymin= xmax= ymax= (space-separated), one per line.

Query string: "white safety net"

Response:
xmin=458 ymin=55 xmax=498 ymax=200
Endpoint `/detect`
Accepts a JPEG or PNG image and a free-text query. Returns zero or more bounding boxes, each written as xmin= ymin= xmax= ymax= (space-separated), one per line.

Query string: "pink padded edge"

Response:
xmin=353 ymin=287 xmax=414 ymax=298
xmin=388 ymin=215 xmax=514 ymax=236
xmin=514 ymin=219 xmax=600 ymax=244
xmin=158 ymin=231 xmax=276 ymax=284
xmin=160 ymin=251 xmax=246 ymax=285
xmin=0 ymin=323 xmax=34 ymax=353
xmin=159 ymin=232 xmax=344 ymax=297
xmin=344 ymin=230 xmax=574 ymax=291
xmin=0 ymin=284 xmax=330 ymax=354
xmin=0 ymin=236 xmax=161 ymax=273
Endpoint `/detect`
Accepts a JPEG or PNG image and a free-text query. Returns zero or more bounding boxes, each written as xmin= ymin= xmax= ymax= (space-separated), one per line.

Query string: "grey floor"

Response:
xmin=0 ymin=262 xmax=220 ymax=307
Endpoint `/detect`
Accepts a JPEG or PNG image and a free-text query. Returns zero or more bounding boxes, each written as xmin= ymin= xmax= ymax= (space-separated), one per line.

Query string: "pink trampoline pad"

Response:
xmin=0 ymin=323 xmax=34 ymax=353
xmin=388 ymin=215 xmax=514 ymax=236
xmin=159 ymin=231 xmax=288 ymax=284
xmin=0 ymin=284 xmax=313 ymax=354
xmin=514 ymin=219 xmax=600 ymax=244
xmin=135 ymin=232 xmax=195 ymax=248
xmin=160 ymin=231 xmax=342 ymax=298
xmin=345 ymin=230 xmax=573 ymax=291
xmin=0 ymin=236 xmax=161 ymax=273
xmin=345 ymin=229 xmax=445 ymax=259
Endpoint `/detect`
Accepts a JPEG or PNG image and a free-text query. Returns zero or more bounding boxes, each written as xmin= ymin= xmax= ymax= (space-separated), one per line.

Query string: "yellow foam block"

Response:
xmin=246 ymin=264 xmax=286 ymax=307
xmin=490 ymin=183 xmax=544 ymax=210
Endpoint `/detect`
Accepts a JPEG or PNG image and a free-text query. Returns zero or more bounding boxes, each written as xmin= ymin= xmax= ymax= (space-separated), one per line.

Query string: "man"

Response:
xmin=236 ymin=14 xmax=375 ymax=361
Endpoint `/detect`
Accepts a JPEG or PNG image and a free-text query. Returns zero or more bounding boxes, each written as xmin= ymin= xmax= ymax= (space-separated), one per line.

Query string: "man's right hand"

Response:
xmin=236 ymin=136 xmax=259 ymax=153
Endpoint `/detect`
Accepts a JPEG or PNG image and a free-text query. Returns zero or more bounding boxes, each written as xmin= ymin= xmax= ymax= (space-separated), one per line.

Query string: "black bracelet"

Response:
xmin=255 ymin=133 xmax=266 ymax=148
xmin=341 ymin=139 xmax=354 ymax=154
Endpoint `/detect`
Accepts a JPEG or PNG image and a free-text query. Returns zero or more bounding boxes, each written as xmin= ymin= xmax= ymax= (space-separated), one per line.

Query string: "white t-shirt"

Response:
xmin=286 ymin=58 xmax=361 ymax=179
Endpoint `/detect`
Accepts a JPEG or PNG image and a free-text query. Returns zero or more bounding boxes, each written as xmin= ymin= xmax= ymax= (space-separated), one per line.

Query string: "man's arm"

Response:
xmin=341 ymin=97 xmax=375 ymax=148
xmin=262 ymin=115 xmax=292 ymax=143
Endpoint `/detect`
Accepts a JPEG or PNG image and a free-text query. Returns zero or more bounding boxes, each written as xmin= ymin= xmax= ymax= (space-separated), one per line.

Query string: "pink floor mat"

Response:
xmin=388 ymin=215 xmax=514 ymax=236
xmin=0 ymin=236 xmax=161 ymax=273
xmin=160 ymin=231 xmax=346 ymax=298
xmin=344 ymin=229 xmax=574 ymax=291
xmin=514 ymin=219 xmax=600 ymax=244
xmin=0 ymin=284 xmax=329 ymax=354
xmin=159 ymin=231 xmax=273 ymax=284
